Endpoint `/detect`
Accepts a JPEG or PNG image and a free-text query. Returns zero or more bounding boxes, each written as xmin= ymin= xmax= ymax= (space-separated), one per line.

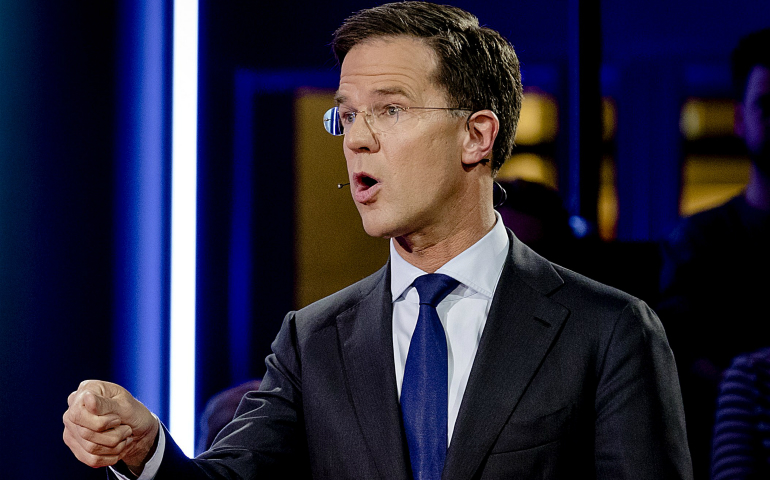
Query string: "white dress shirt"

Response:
xmin=115 ymin=213 xmax=509 ymax=478
xmin=390 ymin=212 xmax=509 ymax=447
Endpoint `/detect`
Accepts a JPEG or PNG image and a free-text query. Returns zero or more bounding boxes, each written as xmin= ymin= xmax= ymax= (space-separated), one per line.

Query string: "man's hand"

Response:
xmin=63 ymin=380 xmax=160 ymax=475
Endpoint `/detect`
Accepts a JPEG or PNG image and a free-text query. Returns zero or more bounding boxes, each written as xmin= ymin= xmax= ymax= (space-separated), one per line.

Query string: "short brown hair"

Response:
xmin=332 ymin=1 xmax=523 ymax=174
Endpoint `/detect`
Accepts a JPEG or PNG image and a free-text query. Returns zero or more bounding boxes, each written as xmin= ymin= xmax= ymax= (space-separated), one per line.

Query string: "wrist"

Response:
xmin=123 ymin=419 xmax=160 ymax=475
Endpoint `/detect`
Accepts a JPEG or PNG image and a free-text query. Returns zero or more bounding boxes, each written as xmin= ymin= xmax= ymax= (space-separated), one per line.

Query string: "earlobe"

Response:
xmin=462 ymin=110 xmax=499 ymax=166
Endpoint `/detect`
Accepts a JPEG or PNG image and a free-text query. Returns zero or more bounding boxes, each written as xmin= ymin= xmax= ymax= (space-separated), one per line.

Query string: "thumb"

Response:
xmin=76 ymin=380 xmax=155 ymax=435
xmin=83 ymin=391 xmax=121 ymax=418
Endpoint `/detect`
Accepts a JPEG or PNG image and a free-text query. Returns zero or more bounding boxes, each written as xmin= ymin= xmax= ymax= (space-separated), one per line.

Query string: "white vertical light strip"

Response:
xmin=170 ymin=0 xmax=198 ymax=458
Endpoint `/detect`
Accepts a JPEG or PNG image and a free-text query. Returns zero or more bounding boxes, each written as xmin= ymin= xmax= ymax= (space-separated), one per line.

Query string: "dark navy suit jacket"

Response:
xmin=145 ymin=230 xmax=693 ymax=479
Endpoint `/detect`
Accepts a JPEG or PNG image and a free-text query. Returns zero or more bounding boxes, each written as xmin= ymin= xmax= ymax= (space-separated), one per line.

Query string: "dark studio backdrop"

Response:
xmin=1 ymin=1 xmax=769 ymax=479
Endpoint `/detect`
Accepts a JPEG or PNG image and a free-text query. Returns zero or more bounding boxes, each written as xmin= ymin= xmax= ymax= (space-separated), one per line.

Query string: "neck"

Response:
xmin=393 ymin=202 xmax=496 ymax=273
xmin=745 ymin=163 xmax=770 ymax=211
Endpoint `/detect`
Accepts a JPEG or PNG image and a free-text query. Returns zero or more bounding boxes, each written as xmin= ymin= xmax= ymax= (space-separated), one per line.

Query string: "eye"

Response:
xmin=340 ymin=111 xmax=357 ymax=125
xmin=385 ymin=105 xmax=403 ymax=116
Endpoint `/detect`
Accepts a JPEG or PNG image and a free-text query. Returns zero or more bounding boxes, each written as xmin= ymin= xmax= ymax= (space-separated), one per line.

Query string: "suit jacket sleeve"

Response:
xmin=149 ymin=311 xmax=312 ymax=479
xmin=593 ymin=299 xmax=691 ymax=479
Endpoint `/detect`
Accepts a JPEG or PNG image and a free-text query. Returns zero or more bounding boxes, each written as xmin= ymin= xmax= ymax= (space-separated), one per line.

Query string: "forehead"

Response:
xmin=336 ymin=36 xmax=444 ymax=105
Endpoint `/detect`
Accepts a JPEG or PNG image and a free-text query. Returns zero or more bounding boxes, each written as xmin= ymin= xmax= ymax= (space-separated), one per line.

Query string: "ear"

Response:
xmin=461 ymin=109 xmax=499 ymax=166
xmin=735 ymin=102 xmax=746 ymax=139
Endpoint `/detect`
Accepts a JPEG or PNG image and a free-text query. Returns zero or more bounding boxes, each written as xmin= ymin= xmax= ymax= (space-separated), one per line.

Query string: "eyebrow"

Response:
xmin=372 ymin=86 xmax=415 ymax=101
xmin=334 ymin=86 xmax=415 ymax=106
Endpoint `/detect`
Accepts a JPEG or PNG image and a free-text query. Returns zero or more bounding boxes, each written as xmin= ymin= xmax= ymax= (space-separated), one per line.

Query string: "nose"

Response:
xmin=344 ymin=112 xmax=380 ymax=153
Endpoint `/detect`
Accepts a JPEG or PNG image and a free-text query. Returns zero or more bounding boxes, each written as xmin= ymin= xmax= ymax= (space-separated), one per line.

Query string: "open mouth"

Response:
xmin=360 ymin=174 xmax=378 ymax=188
xmin=353 ymin=173 xmax=381 ymax=203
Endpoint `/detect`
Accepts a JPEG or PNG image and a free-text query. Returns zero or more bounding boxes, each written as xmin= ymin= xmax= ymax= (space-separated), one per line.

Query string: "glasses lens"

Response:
xmin=323 ymin=107 xmax=343 ymax=136
xmin=382 ymin=105 xmax=401 ymax=131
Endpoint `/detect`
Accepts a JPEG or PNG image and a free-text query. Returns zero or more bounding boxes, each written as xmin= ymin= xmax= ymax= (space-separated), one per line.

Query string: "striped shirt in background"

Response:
xmin=712 ymin=347 xmax=770 ymax=480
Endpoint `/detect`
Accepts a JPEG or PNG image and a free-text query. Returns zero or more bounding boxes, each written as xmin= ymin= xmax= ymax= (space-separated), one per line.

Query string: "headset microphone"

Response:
xmin=337 ymin=182 xmax=350 ymax=189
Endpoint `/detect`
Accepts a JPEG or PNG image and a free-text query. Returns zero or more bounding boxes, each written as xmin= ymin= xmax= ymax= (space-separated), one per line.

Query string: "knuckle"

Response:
xmin=65 ymin=431 xmax=114 ymax=468
xmin=72 ymin=445 xmax=96 ymax=466
xmin=66 ymin=405 xmax=83 ymax=425
xmin=78 ymin=427 xmax=98 ymax=442
xmin=83 ymin=438 xmax=112 ymax=457
xmin=111 ymin=437 xmax=128 ymax=451
xmin=94 ymin=415 xmax=119 ymax=431
xmin=89 ymin=415 xmax=106 ymax=429
xmin=82 ymin=442 xmax=100 ymax=455
xmin=100 ymin=431 xmax=123 ymax=448
xmin=63 ymin=416 xmax=78 ymax=434
xmin=80 ymin=451 xmax=107 ymax=468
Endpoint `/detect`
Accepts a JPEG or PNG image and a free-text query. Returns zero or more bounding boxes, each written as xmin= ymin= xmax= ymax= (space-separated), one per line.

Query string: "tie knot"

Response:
xmin=413 ymin=274 xmax=459 ymax=308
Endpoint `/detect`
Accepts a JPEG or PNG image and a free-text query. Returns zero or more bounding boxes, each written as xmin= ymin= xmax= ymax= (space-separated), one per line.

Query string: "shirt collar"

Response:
xmin=390 ymin=211 xmax=510 ymax=302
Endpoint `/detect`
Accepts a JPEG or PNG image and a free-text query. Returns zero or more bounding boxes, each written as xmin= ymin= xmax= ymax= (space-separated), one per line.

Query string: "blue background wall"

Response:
xmin=1 ymin=1 xmax=769 ymax=478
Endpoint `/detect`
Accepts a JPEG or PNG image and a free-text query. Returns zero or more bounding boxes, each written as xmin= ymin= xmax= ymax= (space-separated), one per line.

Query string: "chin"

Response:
xmin=360 ymin=219 xmax=390 ymax=239
xmin=358 ymin=212 xmax=400 ymax=239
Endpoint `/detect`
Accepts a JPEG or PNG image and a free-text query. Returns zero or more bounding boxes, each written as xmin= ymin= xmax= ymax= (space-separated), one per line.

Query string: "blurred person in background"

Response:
xmin=711 ymin=347 xmax=770 ymax=479
xmin=495 ymin=179 xmax=578 ymax=268
xmin=658 ymin=27 xmax=770 ymax=478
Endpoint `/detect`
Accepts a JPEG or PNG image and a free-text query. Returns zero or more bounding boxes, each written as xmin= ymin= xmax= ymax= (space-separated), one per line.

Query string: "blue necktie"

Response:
xmin=401 ymin=273 xmax=459 ymax=480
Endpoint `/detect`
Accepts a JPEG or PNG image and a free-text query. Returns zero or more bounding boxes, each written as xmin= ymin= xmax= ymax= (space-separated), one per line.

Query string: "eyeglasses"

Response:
xmin=323 ymin=105 xmax=472 ymax=136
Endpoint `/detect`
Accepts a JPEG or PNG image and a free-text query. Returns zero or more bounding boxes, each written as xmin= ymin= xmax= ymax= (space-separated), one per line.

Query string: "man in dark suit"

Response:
xmin=63 ymin=3 xmax=692 ymax=479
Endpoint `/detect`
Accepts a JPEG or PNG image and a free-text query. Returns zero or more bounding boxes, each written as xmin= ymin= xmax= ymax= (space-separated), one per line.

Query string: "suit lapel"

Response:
xmin=336 ymin=264 xmax=410 ymax=480
xmin=443 ymin=232 xmax=569 ymax=480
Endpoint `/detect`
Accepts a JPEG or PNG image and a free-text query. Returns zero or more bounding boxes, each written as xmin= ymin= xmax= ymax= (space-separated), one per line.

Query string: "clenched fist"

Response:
xmin=63 ymin=380 xmax=160 ymax=475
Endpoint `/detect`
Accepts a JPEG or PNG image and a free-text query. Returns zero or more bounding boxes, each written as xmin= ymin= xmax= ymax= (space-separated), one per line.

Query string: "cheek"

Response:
xmin=343 ymin=150 xmax=357 ymax=175
xmin=379 ymin=125 xmax=463 ymax=191
xmin=387 ymin=150 xmax=440 ymax=192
